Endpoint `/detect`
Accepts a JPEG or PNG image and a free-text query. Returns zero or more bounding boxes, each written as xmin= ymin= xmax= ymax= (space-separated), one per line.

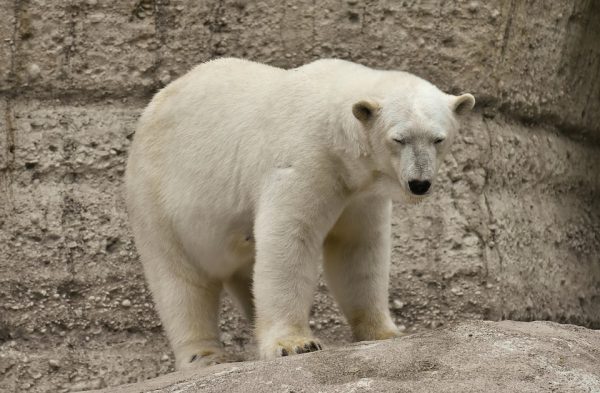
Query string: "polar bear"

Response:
xmin=125 ymin=58 xmax=474 ymax=369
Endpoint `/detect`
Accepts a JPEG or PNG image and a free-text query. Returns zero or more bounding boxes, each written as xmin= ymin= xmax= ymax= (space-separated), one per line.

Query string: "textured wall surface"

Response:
xmin=0 ymin=1 xmax=599 ymax=392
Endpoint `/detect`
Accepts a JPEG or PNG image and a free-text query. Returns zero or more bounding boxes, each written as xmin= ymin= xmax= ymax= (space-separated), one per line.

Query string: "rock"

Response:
xmin=467 ymin=1 xmax=479 ymax=12
xmin=70 ymin=378 xmax=103 ymax=391
xmin=392 ymin=299 xmax=405 ymax=310
xmin=89 ymin=13 xmax=105 ymax=23
xmin=121 ymin=299 xmax=132 ymax=308
xmin=450 ymin=287 xmax=464 ymax=296
xmin=221 ymin=332 xmax=233 ymax=346
xmin=90 ymin=321 xmax=600 ymax=393
xmin=48 ymin=359 xmax=60 ymax=369
xmin=159 ymin=71 xmax=171 ymax=85
xmin=26 ymin=63 xmax=41 ymax=81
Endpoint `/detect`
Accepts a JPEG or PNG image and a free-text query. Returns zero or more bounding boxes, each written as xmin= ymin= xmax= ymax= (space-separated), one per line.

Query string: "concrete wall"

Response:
xmin=0 ymin=1 xmax=599 ymax=392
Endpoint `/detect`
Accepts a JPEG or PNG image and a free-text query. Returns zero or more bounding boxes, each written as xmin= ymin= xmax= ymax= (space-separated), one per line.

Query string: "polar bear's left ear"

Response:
xmin=352 ymin=100 xmax=381 ymax=124
xmin=452 ymin=94 xmax=475 ymax=115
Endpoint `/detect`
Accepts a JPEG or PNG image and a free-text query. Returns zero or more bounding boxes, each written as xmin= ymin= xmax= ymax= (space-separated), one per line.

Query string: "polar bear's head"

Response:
xmin=351 ymin=78 xmax=474 ymax=202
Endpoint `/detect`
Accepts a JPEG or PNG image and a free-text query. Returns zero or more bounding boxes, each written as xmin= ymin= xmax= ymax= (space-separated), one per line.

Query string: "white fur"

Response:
xmin=125 ymin=58 xmax=474 ymax=368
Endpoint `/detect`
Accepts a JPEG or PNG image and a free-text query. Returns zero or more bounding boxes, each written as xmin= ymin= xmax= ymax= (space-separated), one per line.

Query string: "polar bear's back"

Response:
xmin=131 ymin=58 xmax=353 ymax=184
xmin=137 ymin=57 xmax=382 ymax=145
xmin=132 ymin=58 xmax=289 ymax=173
xmin=141 ymin=58 xmax=285 ymax=130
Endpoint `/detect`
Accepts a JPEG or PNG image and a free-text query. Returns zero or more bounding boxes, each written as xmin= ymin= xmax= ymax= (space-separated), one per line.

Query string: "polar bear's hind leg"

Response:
xmin=134 ymin=227 xmax=235 ymax=370
xmin=224 ymin=265 xmax=255 ymax=322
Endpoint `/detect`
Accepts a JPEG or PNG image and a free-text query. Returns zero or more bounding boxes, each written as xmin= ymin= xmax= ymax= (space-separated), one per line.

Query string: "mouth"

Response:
xmin=399 ymin=187 xmax=431 ymax=204
xmin=409 ymin=189 xmax=431 ymax=197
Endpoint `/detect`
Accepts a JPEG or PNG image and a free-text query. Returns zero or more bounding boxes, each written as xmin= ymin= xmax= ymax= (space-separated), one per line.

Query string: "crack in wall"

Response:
xmin=310 ymin=0 xmax=317 ymax=58
xmin=207 ymin=0 xmax=226 ymax=60
xmin=153 ymin=0 xmax=167 ymax=88
xmin=2 ymin=102 xmax=15 ymax=170
xmin=444 ymin=144 xmax=492 ymax=321
xmin=8 ymin=0 xmax=19 ymax=86
xmin=360 ymin=2 xmax=367 ymax=35
xmin=499 ymin=0 xmax=516 ymax=61
xmin=278 ymin=1 xmax=288 ymax=58
xmin=581 ymin=53 xmax=600 ymax=122
xmin=481 ymin=117 xmax=505 ymax=320
xmin=64 ymin=1 xmax=78 ymax=87
xmin=2 ymin=0 xmax=19 ymax=194
xmin=1 ymin=101 xmax=16 ymax=215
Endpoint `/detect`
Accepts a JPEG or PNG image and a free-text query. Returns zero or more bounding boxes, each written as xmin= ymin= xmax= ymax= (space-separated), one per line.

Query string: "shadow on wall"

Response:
xmin=562 ymin=0 xmax=600 ymax=124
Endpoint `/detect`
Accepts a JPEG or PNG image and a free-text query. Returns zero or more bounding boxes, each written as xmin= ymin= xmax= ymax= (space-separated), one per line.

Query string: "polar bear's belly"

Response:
xmin=175 ymin=209 xmax=256 ymax=279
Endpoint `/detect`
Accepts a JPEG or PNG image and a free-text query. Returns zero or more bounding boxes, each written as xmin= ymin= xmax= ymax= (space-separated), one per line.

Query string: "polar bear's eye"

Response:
xmin=434 ymin=138 xmax=445 ymax=145
xmin=392 ymin=138 xmax=407 ymax=145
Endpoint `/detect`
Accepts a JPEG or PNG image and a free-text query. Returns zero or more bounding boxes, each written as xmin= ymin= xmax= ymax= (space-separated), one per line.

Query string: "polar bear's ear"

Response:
xmin=452 ymin=94 xmax=476 ymax=115
xmin=352 ymin=100 xmax=381 ymax=123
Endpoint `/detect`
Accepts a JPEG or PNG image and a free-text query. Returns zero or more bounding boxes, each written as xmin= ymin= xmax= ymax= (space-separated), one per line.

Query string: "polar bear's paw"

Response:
xmin=181 ymin=348 xmax=239 ymax=369
xmin=267 ymin=336 xmax=323 ymax=358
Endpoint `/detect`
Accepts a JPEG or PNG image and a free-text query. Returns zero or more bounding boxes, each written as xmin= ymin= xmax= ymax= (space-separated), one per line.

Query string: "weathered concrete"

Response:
xmin=3 ymin=1 xmax=600 ymax=136
xmin=90 ymin=321 xmax=600 ymax=393
xmin=0 ymin=1 xmax=599 ymax=392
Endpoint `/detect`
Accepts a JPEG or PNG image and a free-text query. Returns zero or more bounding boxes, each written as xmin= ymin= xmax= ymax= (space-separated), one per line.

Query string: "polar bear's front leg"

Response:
xmin=323 ymin=195 xmax=401 ymax=342
xmin=253 ymin=171 xmax=345 ymax=359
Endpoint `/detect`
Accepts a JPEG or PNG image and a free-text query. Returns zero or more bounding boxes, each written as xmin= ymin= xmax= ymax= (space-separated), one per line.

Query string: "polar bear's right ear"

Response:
xmin=352 ymin=100 xmax=381 ymax=124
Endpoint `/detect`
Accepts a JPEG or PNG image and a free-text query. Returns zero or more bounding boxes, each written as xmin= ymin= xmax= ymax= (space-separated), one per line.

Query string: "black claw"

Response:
xmin=304 ymin=343 xmax=311 ymax=352
xmin=309 ymin=342 xmax=319 ymax=351
xmin=190 ymin=354 xmax=198 ymax=363
xmin=317 ymin=343 xmax=323 ymax=350
xmin=281 ymin=348 xmax=288 ymax=356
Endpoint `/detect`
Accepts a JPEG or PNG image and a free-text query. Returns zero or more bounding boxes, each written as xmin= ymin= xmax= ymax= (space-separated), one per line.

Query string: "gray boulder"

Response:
xmin=91 ymin=320 xmax=600 ymax=393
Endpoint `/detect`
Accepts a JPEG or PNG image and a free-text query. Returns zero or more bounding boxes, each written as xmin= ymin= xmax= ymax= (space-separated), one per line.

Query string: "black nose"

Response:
xmin=408 ymin=180 xmax=431 ymax=195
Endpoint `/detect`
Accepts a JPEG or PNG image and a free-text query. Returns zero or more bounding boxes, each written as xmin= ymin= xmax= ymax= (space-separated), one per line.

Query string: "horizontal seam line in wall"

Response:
xmin=0 ymin=88 xmax=599 ymax=148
